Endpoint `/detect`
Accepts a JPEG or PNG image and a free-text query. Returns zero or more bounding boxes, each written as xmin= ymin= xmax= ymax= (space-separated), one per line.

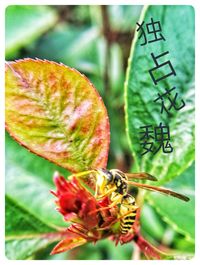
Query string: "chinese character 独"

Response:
xmin=136 ymin=17 xmax=166 ymax=46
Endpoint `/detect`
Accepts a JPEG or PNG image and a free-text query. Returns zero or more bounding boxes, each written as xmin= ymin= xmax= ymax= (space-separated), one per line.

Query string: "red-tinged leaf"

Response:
xmin=5 ymin=59 xmax=110 ymax=172
xmin=51 ymin=234 xmax=87 ymax=255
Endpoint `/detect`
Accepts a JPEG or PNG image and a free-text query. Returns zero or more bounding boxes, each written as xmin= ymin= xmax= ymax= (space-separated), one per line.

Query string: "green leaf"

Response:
xmin=6 ymin=195 xmax=56 ymax=237
xmin=108 ymin=5 xmax=143 ymax=32
xmin=27 ymin=23 xmax=106 ymax=96
xmin=6 ymin=132 xmax=69 ymax=185
xmin=6 ymin=237 xmax=61 ymax=260
xmin=146 ymin=163 xmax=195 ymax=243
xmin=5 ymin=59 xmax=110 ymax=172
xmin=5 ymin=5 xmax=58 ymax=58
xmin=6 ymin=132 xmax=67 ymax=228
xmin=125 ymin=6 xmax=194 ymax=183
xmin=5 ymin=132 xmax=68 ymax=259
xmin=5 ymin=195 xmax=64 ymax=260
xmin=5 ymin=148 xmax=67 ymax=228
xmin=140 ymin=204 xmax=165 ymax=242
xmin=174 ymin=236 xmax=195 ymax=254
xmin=28 ymin=24 xmax=101 ymax=75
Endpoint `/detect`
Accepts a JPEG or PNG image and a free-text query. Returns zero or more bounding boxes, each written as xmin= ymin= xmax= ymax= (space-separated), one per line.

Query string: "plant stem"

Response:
xmin=100 ymin=5 xmax=111 ymax=98
xmin=132 ymin=242 xmax=141 ymax=260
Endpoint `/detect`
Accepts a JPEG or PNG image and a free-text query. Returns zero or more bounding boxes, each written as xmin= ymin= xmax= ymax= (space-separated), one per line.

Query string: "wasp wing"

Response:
xmin=127 ymin=181 xmax=190 ymax=202
xmin=125 ymin=173 xmax=157 ymax=181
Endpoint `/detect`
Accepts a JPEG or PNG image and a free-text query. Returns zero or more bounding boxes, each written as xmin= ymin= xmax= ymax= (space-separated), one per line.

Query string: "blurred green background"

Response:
xmin=5 ymin=5 xmax=194 ymax=260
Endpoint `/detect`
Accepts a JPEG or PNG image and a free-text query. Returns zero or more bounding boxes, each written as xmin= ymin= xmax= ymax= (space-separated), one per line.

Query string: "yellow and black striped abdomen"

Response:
xmin=120 ymin=211 xmax=137 ymax=234
xmin=119 ymin=194 xmax=138 ymax=234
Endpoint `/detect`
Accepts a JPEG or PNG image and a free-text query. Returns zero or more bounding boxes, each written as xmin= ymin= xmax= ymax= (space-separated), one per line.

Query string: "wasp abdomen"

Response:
xmin=120 ymin=212 xmax=136 ymax=234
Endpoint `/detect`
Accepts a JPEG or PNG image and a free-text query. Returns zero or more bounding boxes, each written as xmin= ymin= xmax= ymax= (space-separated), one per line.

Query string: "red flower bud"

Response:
xmin=51 ymin=172 xmax=162 ymax=259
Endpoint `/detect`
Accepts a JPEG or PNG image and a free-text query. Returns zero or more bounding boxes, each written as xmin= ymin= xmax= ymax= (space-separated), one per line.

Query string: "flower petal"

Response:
xmin=51 ymin=234 xmax=87 ymax=255
xmin=80 ymin=198 xmax=99 ymax=229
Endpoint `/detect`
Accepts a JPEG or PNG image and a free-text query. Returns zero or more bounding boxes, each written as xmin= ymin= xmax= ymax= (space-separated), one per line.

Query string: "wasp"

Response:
xmin=69 ymin=168 xmax=189 ymax=234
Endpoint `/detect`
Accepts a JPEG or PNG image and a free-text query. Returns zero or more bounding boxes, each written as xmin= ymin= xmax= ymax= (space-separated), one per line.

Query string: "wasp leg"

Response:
xmin=68 ymin=170 xmax=97 ymax=180
xmin=96 ymin=187 xmax=117 ymax=199
xmin=88 ymin=205 xmax=112 ymax=215
xmin=97 ymin=207 xmax=139 ymax=231
xmin=109 ymin=193 xmax=123 ymax=207
xmin=88 ymin=195 xmax=122 ymax=216
xmin=68 ymin=169 xmax=98 ymax=195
